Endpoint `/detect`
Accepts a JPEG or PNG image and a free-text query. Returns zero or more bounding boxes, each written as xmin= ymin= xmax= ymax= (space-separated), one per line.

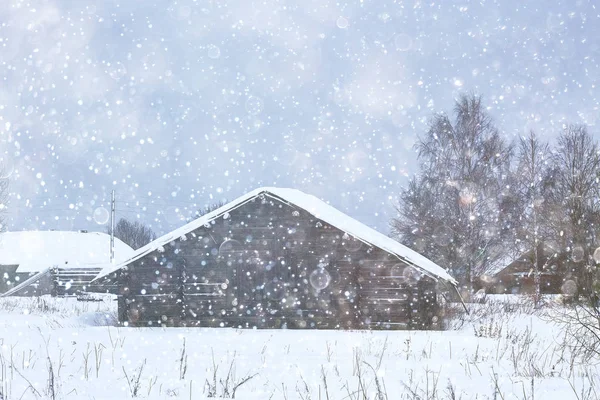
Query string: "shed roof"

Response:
xmin=0 ymin=230 xmax=135 ymax=273
xmin=94 ymin=187 xmax=457 ymax=284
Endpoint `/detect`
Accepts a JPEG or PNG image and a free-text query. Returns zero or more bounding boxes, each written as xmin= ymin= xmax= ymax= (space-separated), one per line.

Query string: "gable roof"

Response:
xmin=94 ymin=187 xmax=457 ymax=284
xmin=492 ymin=243 xmax=562 ymax=277
xmin=0 ymin=231 xmax=135 ymax=273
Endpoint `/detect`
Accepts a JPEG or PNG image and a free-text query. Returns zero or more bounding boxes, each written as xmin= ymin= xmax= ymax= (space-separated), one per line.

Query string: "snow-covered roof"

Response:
xmin=94 ymin=187 xmax=457 ymax=284
xmin=0 ymin=231 xmax=135 ymax=273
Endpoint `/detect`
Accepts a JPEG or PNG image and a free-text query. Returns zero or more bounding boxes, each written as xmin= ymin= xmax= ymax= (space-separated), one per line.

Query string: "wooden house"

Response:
xmin=479 ymin=243 xmax=580 ymax=295
xmin=93 ymin=187 xmax=457 ymax=330
xmin=0 ymin=231 xmax=134 ymax=297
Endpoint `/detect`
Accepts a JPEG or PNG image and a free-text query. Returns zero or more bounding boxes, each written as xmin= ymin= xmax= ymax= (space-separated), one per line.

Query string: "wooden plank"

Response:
xmin=114 ymin=197 xmax=441 ymax=330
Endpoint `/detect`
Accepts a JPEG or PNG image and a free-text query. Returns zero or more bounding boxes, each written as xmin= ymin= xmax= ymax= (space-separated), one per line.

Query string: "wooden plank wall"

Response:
xmin=51 ymin=268 xmax=103 ymax=297
xmin=118 ymin=194 xmax=440 ymax=329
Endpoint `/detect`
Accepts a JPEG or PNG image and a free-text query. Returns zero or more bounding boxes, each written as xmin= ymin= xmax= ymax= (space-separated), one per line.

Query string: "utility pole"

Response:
xmin=110 ymin=189 xmax=116 ymax=263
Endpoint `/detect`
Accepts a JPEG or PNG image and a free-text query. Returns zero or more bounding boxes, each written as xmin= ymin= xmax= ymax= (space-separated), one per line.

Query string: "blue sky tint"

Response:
xmin=1 ymin=0 xmax=598 ymax=235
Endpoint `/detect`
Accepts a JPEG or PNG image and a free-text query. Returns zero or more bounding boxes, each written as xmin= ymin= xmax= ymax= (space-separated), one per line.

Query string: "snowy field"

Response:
xmin=0 ymin=296 xmax=598 ymax=399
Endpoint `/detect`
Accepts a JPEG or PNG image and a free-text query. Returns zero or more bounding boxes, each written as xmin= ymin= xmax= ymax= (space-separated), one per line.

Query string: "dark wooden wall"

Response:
xmin=51 ymin=268 xmax=103 ymax=296
xmin=484 ymin=251 xmax=577 ymax=295
xmin=116 ymin=194 xmax=440 ymax=329
xmin=0 ymin=265 xmax=20 ymax=293
xmin=0 ymin=266 xmax=103 ymax=297
xmin=0 ymin=266 xmax=53 ymax=296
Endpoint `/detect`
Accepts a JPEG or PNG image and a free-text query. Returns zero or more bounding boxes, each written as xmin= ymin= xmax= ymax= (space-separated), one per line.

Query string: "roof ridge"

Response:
xmin=94 ymin=187 xmax=456 ymax=284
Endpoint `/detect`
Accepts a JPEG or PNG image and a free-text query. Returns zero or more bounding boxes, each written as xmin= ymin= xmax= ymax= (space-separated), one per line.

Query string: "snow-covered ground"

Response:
xmin=0 ymin=296 xmax=597 ymax=399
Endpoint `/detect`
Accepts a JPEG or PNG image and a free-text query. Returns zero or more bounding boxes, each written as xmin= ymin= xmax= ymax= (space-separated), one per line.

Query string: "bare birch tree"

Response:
xmin=392 ymin=94 xmax=513 ymax=295
xmin=513 ymin=131 xmax=553 ymax=304
xmin=550 ymin=124 xmax=600 ymax=301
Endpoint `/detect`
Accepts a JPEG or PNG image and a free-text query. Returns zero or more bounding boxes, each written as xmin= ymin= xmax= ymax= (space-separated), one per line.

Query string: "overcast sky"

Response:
xmin=1 ymin=0 xmax=598 ymax=236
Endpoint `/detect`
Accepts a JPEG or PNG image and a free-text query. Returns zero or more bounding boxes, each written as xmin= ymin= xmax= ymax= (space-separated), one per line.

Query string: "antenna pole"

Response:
xmin=110 ymin=189 xmax=115 ymax=263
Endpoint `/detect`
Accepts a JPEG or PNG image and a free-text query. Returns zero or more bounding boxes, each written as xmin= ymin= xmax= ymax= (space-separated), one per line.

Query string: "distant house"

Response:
xmin=0 ymin=231 xmax=134 ymax=296
xmin=480 ymin=243 xmax=576 ymax=295
xmin=93 ymin=187 xmax=457 ymax=330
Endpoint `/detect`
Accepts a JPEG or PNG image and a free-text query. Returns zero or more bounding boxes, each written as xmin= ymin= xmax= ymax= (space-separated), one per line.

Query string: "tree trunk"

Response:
xmin=534 ymin=241 xmax=542 ymax=307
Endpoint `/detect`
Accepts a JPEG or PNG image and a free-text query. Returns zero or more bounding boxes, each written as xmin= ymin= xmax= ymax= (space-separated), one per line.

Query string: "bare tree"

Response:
xmin=193 ymin=201 xmax=228 ymax=219
xmin=554 ymin=301 xmax=600 ymax=363
xmin=107 ymin=218 xmax=157 ymax=250
xmin=512 ymin=131 xmax=553 ymax=304
xmin=392 ymin=94 xmax=513 ymax=294
xmin=393 ymin=178 xmax=441 ymax=258
xmin=550 ymin=124 xmax=600 ymax=301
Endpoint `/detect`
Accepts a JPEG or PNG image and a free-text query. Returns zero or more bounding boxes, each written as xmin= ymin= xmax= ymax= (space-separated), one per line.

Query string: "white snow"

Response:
xmin=0 ymin=295 xmax=596 ymax=399
xmin=0 ymin=230 xmax=135 ymax=273
xmin=94 ymin=187 xmax=456 ymax=284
